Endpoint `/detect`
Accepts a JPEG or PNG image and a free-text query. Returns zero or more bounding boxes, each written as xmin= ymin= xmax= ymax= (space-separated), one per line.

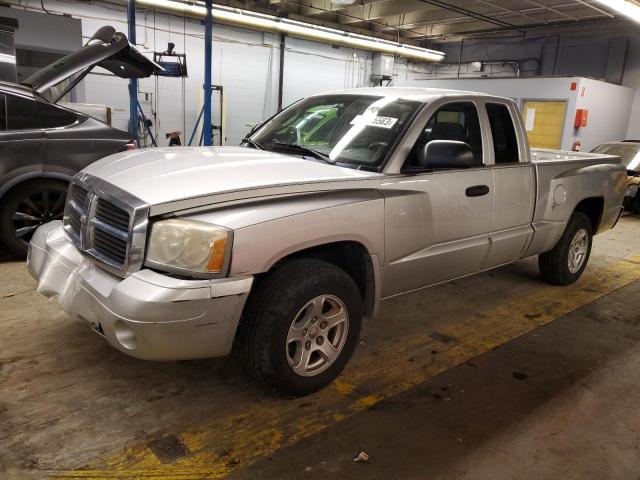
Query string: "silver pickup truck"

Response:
xmin=28 ymin=88 xmax=625 ymax=396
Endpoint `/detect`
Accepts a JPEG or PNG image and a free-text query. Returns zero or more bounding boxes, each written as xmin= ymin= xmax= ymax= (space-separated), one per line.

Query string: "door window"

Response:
xmin=6 ymin=94 xmax=77 ymax=130
xmin=405 ymin=101 xmax=483 ymax=169
xmin=486 ymin=103 xmax=520 ymax=164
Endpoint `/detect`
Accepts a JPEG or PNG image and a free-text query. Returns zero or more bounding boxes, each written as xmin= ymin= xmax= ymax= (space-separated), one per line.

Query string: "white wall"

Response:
xmin=574 ymin=78 xmax=635 ymax=151
xmin=6 ymin=1 xmax=640 ymax=148
xmin=5 ymin=1 xmax=374 ymax=146
xmin=425 ymin=31 xmax=640 ymax=143
xmin=75 ymin=5 xmax=284 ymax=146
xmin=282 ymin=37 xmax=371 ymax=106
xmin=0 ymin=6 xmax=81 ymax=54
xmin=628 ymin=92 xmax=640 ymax=140
xmin=394 ymin=76 xmax=635 ymax=151
xmin=623 ymin=36 xmax=640 ymax=140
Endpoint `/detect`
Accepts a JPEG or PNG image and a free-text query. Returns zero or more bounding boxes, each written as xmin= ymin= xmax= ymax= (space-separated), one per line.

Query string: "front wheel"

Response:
xmin=539 ymin=212 xmax=593 ymax=286
xmin=238 ymin=259 xmax=362 ymax=396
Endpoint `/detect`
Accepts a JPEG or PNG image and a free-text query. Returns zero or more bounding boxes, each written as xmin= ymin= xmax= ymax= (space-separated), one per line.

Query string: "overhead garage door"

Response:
xmin=522 ymin=100 xmax=567 ymax=149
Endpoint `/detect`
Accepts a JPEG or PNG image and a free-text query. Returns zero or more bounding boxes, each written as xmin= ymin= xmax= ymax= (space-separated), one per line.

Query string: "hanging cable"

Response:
xmin=40 ymin=0 xmax=60 ymax=15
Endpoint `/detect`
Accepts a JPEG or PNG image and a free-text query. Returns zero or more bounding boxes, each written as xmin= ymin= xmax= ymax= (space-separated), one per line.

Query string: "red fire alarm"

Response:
xmin=574 ymin=109 xmax=588 ymax=128
xmin=570 ymin=82 xmax=577 ymax=91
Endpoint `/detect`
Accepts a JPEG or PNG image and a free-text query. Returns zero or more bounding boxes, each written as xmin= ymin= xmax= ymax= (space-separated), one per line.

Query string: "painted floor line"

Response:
xmin=48 ymin=255 xmax=640 ymax=480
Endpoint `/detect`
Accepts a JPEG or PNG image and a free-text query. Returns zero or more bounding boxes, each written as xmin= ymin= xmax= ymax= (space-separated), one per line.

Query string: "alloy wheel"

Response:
xmin=286 ymin=294 xmax=349 ymax=377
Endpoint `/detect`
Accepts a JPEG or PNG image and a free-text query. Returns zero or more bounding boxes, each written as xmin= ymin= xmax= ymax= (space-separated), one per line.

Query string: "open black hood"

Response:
xmin=22 ymin=26 xmax=162 ymax=94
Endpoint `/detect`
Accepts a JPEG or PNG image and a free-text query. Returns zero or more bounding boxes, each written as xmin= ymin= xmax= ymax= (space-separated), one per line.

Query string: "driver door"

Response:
xmin=381 ymin=101 xmax=494 ymax=298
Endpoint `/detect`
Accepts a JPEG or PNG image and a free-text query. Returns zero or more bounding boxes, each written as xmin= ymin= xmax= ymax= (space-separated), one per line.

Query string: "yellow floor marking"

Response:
xmin=50 ymin=256 xmax=640 ymax=480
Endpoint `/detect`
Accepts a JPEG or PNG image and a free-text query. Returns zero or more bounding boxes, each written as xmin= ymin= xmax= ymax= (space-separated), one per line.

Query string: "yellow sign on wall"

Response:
xmin=522 ymin=100 xmax=567 ymax=149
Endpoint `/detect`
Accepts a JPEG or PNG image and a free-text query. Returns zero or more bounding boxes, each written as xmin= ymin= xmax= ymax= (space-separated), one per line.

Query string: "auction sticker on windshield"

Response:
xmin=350 ymin=115 xmax=398 ymax=129
xmin=370 ymin=116 xmax=398 ymax=129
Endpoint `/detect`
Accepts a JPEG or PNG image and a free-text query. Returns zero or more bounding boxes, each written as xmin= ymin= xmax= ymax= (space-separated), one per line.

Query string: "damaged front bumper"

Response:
xmin=27 ymin=221 xmax=253 ymax=361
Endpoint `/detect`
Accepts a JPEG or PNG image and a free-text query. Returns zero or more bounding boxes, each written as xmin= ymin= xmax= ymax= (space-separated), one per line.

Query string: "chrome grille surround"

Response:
xmin=62 ymin=172 xmax=149 ymax=277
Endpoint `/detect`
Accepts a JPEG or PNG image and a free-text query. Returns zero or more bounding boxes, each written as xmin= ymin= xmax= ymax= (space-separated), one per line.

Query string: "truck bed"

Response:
xmin=531 ymin=148 xmax=620 ymax=165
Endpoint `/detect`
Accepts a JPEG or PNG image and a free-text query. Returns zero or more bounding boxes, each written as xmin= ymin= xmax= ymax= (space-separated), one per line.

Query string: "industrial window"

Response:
xmin=405 ymin=101 xmax=483 ymax=168
xmin=0 ymin=95 xmax=6 ymax=130
xmin=486 ymin=103 xmax=519 ymax=164
xmin=6 ymin=94 xmax=77 ymax=130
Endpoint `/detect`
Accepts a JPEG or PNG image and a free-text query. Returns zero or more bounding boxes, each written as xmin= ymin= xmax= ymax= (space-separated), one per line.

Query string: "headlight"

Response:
xmin=145 ymin=219 xmax=232 ymax=277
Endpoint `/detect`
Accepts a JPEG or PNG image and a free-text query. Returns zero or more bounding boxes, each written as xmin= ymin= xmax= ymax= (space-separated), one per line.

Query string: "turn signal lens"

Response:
xmin=207 ymin=237 xmax=228 ymax=273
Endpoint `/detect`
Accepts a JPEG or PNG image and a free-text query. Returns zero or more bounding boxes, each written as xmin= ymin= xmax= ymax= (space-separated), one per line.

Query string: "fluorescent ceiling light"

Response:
xmin=593 ymin=0 xmax=640 ymax=24
xmin=136 ymin=0 xmax=445 ymax=62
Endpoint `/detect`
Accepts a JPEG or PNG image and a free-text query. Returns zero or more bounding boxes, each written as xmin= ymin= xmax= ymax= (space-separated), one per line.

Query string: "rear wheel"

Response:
xmin=538 ymin=212 xmax=593 ymax=286
xmin=0 ymin=179 xmax=68 ymax=256
xmin=238 ymin=259 xmax=362 ymax=397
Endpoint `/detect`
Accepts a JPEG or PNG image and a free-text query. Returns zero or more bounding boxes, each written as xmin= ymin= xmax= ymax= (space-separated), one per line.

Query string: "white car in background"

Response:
xmin=591 ymin=141 xmax=640 ymax=213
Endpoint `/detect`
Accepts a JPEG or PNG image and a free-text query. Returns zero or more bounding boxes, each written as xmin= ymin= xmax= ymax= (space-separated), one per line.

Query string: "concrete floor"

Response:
xmin=1 ymin=216 xmax=640 ymax=479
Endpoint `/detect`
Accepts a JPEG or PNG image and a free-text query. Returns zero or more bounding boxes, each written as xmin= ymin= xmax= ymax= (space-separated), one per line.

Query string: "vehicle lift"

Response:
xmin=127 ymin=0 xmax=214 ymax=147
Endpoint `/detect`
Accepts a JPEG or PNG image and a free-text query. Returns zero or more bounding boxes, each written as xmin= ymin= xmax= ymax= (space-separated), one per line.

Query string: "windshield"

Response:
xmin=591 ymin=143 xmax=640 ymax=171
xmin=250 ymin=94 xmax=422 ymax=169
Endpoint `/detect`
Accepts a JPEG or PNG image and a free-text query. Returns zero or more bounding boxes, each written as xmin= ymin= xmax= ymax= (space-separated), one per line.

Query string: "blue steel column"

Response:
xmin=203 ymin=0 xmax=213 ymax=146
xmin=128 ymin=0 xmax=138 ymax=143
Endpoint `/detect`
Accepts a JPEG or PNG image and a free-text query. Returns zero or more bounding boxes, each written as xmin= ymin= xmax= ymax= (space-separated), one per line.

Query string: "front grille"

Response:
xmin=62 ymin=174 xmax=148 ymax=277
xmin=95 ymin=198 xmax=130 ymax=231
xmin=94 ymin=227 xmax=128 ymax=265
xmin=66 ymin=184 xmax=88 ymax=240
xmin=92 ymin=198 xmax=131 ymax=267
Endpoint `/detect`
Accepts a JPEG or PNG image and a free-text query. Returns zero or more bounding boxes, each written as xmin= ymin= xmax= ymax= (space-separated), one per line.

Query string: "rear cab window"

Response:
xmin=486 ymin=103 xmax=520 ymax=164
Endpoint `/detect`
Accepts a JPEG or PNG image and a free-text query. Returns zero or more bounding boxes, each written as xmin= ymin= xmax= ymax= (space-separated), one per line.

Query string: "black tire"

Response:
xmin=538 ymin=212 xmax=593 ymax=286
xmin=622 ymin=193 xmax=636 ymax=212
xmin=0 ymin=179 xmax=68 ymax=256
xmin=238 ymin=258 xmax=362 ymax=397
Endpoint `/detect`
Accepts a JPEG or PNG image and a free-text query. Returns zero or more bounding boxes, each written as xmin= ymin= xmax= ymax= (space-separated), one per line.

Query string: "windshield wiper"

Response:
xmin=271 ymin=141 xmax=335 ymax=164
xmin=241 ymin=138 xmax=264 ymax=150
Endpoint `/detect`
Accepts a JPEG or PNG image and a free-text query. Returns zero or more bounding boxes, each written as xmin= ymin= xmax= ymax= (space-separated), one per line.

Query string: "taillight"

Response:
xmin=126 ymin=141 xmax=137 ymax=151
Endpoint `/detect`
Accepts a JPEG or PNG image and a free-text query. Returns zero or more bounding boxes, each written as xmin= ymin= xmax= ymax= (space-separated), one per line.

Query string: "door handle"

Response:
xmin=465 ymin=185 xmax=490 ymax=197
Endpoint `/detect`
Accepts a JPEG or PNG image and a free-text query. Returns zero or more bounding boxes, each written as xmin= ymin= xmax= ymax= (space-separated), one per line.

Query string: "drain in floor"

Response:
xmin=148 ymin=434 xmax=190 ymax=463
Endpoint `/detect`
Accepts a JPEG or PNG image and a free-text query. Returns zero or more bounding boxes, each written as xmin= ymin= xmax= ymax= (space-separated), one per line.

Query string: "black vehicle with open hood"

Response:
xmin=22 ymin=25 xmax=161 ymax=102
xmin=0 ymin=26 xmax=161 ymax=256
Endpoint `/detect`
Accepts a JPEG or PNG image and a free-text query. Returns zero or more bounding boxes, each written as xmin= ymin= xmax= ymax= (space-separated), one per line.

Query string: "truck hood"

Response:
xmin=83 ymin=146 xmax=381 ymax=214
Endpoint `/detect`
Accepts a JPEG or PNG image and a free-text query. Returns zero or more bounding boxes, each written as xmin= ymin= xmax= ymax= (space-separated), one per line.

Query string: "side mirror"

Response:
xmin=418 ymin=140 xmax=475 ymax=169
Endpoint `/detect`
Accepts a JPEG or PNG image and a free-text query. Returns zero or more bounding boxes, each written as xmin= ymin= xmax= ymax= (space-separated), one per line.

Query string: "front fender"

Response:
xmin=184 ymin=190 xmax=385 ymax=276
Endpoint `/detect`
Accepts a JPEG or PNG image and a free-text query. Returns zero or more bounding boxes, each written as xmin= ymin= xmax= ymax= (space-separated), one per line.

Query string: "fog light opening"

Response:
xmin=114 ymin=320 xmax=137 ymax=350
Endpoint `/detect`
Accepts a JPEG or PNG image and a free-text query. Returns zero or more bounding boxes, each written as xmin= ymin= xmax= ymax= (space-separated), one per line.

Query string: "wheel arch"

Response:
xmin=573 ymin=196 xmax=604 ymax=233
xmin=251 ymin=240 xmax=380 ymax=319
xmin=0 ymin=171 xmax=72 ymax=202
